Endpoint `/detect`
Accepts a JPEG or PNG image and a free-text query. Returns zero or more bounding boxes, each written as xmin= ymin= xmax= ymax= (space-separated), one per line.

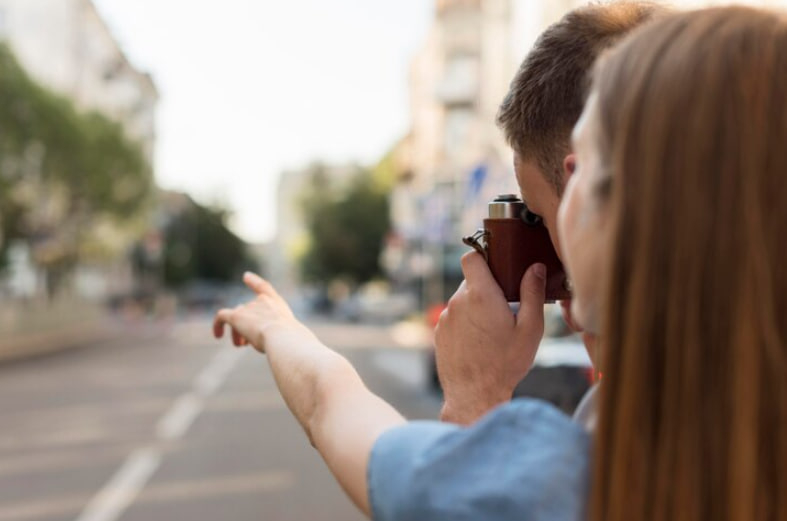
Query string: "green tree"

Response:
xmin=299 ymin=165 xmax=390 ymax=287
xmin=161 ymin=196 xmax=256 ymax=288
xmin=0 ymin=42 xmax=152 ymax=293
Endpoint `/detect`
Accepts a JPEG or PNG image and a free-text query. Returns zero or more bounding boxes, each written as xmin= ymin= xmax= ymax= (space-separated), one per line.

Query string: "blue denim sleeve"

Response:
xmin=367 ymin=399 xmax=591 ymax=521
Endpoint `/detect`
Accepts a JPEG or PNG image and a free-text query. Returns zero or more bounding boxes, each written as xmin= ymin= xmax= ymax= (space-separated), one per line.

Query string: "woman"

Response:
xmin=214 ymin=6 xmax=787 ymax=520
xmin=565 ymin=7 xmax=787 ymax=520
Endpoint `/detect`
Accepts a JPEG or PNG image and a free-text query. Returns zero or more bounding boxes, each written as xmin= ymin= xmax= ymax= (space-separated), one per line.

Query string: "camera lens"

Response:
xmin=520 ymin=208 xmax=543 ymax=226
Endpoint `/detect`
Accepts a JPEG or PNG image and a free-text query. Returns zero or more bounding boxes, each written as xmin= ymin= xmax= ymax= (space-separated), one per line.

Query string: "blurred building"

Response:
xmin=390 ymin=0 xmax=787 ymax=308
xmin=269 ymin=168 xmax=310 ymax=294
xmin=389 ymin=0 xmax=556 ymax=306
xmin=0 ymin=0 xmax=157 ymax=163
xmin=269 ymin=163 xmax=363 ymax=295
xmin=0 ymin=0 xmax=157 ymax=300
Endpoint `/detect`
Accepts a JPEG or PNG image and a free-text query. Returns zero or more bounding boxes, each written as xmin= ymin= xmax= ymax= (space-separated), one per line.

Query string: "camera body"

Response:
xmin=464 ymin=194 xmax=571 ymax=303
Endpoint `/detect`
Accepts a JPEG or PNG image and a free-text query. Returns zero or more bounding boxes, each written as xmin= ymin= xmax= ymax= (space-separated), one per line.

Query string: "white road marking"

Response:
xmin=158 ymin=349 xmax=245 ymax=440
xmin=140 ymin=471 xmax=296 ymax=502
xmin=194 ymin=348 xmax=244 ymax=397
xmin=72 ymin=348 xmax=248 ymax=521
xmin=371 ymin=350 xmax=427 ymax=388
xmin=155 ymin=393 xmax=203 ymax=441
xmin=0 ymin=471 xmax=295 ymax=521
xmin=390 ymin=321 xmax=431 ymax=349
xmin=74 ymin=448 xmax=161 ymax=521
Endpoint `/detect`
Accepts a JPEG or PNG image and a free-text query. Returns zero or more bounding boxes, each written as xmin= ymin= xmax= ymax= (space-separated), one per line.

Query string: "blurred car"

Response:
xmin=334 ymin=283 xmax=418 ymax=324
xmin=427 ymin=303 xmax=594 ymax=415
xmin=511 ymin=333 xmax=593 ymax=414
xmin=179 ymin=280 xmax=230 ymax=311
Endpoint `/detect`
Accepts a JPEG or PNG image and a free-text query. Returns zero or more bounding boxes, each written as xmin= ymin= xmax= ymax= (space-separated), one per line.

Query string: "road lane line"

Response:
xmin=155 ymin=393 xmax=203 ymax=441
xmin=74 ymin=348 xmax=247 ymax=521
xmin=0 ymin=471 xmax=295 ymax=521
xmin=160 ymin=350 xmax=245 ymax=440
xmin=371 ymin=351 xmax=426 ymax=388
xmin=194 ymin=349 xmax=244 ymax=397
xmin=74 ymin=448 xmax=160 ymax=521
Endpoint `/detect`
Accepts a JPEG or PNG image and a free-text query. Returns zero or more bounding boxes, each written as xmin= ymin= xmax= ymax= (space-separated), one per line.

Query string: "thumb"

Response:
xmin=516 ymin=263 xmax=546 ymax=335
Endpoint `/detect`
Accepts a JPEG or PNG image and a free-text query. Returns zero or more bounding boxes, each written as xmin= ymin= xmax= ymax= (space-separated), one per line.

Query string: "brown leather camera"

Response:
xmin=463 ymin=194 xmax=571 ymax=303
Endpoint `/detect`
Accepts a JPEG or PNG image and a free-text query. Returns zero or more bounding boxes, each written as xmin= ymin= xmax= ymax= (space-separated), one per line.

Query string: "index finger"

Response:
xmin=243 ymin=272 xmax=275 ymax=296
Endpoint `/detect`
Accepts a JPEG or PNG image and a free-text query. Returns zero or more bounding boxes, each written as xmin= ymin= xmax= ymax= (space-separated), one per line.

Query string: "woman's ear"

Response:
xmin=562 ymin=154 xmax=576 ymax=182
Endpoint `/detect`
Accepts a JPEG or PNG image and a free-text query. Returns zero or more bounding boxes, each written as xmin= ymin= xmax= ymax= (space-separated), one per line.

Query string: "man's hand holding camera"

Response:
xmin=435 ymin=252 xmax=546 ymax=425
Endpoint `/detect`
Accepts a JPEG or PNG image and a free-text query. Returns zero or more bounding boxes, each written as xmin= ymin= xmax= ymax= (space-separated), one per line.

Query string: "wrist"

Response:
xmin=440 ymin=391 xmax=509 ymax=425
xmin=256 ymin=318 xmax=314 ymax=351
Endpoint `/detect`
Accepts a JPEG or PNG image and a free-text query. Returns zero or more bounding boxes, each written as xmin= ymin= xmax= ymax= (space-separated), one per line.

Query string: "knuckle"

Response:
xmin=467 ymin=287 xmax=485 ymax=306
xmin=447 ymin=284 xmax=469 ymax=307
xmin=460 ymin=252 xmax=479 ymax=275
xmin=435 ymin=309 xmax=449 ymax=332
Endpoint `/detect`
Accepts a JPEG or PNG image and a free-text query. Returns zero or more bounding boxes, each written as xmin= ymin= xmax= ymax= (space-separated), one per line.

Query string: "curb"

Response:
xmin=0 ymin=320 xmax=116 ymax=363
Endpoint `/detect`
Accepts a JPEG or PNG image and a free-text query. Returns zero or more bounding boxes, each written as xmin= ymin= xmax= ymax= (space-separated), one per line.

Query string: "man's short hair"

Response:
xmin=497 ymin=2 xmax=662 ymax=194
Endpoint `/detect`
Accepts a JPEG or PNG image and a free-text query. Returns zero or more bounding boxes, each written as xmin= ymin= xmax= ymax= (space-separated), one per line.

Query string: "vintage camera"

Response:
xmin=463 ymin=194 xmax=571 ymax=302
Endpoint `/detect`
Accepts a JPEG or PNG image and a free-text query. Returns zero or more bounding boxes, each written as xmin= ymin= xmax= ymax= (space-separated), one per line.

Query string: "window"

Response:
xmin=437 ymin=53 xmax=478 ymax=105
xmin=444 ymin=107 xmax=474 ymax=159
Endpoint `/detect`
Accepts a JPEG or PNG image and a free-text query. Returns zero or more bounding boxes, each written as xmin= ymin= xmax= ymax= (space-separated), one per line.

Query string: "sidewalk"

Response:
xmin=0 ymin=300 xmax=435 ymax=363
xmin=0 ymin=300 xmax=119 ymax=362
xmin=0 ymin=321 xmax=116 ymax=362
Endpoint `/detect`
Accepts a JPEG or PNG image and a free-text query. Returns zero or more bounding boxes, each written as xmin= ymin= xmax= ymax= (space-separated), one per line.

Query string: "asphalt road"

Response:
xmin=0 ymin=317 xmax=442 ymax=521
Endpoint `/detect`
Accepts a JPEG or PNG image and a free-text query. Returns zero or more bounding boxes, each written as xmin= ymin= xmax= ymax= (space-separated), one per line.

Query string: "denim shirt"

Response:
xmin=367 ymin=399 xmax=591 ymax=521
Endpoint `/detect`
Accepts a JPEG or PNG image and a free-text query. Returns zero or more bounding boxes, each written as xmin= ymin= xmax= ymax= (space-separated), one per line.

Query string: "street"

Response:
xmin=0 ymin=317 xmax=442 ymax=521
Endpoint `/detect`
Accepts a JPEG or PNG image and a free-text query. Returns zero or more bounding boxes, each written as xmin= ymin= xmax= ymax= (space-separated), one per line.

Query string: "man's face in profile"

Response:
xmin=514 ymin=151 xmax=583 ymax=333
xmin=513 ymin=152 xmax=563 ymax=259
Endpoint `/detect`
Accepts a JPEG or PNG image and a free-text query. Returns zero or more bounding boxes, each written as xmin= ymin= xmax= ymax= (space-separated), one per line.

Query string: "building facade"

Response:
xmin=270 ymin=163 xmax=365 ymax=295
xmin=391 ymin=0 xmax=787 ymax=308
xmin=0 ymin=0 xmax=157 ymax=163
xmin=390 ymin=0 xmax=539 ymax=305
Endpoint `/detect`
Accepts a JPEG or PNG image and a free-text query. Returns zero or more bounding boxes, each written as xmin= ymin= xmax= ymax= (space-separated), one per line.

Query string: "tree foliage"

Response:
xmin=0 ymin=42 xmax=152 ymax=280
xmin=299 ymin=165 xmax=390 ymax=287
xmin=160 ymin=198 xmax=256 ymax=288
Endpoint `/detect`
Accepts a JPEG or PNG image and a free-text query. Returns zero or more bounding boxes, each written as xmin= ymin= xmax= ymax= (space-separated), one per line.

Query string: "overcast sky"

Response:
xmin=92 ymin=0 xmax=433 ymax=243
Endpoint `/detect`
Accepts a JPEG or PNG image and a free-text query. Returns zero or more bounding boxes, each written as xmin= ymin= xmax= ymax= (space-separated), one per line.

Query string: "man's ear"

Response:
xmin=562 ymin=153 xmax=576 ymax=182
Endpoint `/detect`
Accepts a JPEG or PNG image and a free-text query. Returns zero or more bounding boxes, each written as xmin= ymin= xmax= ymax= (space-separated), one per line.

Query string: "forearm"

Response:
xmin=312 ymin=363 xmax=406 ymax=515
xmin=262 ymin=323 xmax=406 ymax=515
xmin=262 ymin=323 xmax=342 ymax=437
xmin=213 ymin=274 xmax=407 ymax=515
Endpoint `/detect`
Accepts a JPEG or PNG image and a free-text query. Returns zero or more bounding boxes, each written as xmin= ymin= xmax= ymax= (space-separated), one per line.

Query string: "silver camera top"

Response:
xmin=488 ymin=194 xmax=525 ymax=219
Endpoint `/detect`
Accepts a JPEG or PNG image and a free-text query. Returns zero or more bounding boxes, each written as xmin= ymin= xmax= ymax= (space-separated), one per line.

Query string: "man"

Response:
xmin=435 ymin=2 xmax=663 ymax=425
xmin=213 ymin=5 xmax=667 ymax=520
